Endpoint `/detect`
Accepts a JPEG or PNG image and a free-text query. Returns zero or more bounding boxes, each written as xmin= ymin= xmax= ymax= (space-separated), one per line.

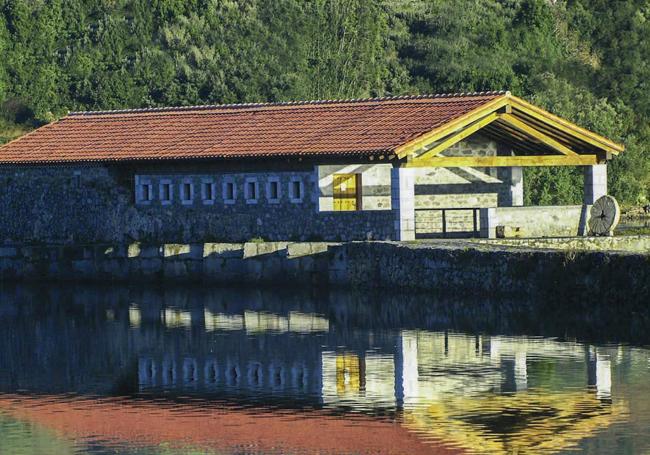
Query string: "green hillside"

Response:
xmin=0 ymin=0 xmax=647 ymax=206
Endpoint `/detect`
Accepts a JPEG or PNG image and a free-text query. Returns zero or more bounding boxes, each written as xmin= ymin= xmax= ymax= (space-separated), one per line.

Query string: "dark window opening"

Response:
xmin=225 ymin=182 xmax=235 ymax=201
xmin=269 ymin=181 xmax=279 ymax=200
xmin=182 ymin=183 xmax=192 ymax=201
xmin=161 ymin=183 xmax=171 ymax=202
xmin=203 ymin=182 xmax=213 ymax=201
xmin=247 ymin=181 xmax=257 ymax=200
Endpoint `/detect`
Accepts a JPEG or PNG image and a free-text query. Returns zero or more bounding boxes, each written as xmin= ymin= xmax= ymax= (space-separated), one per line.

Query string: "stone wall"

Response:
xmin=318 ymin=134 xmax=519 ymax=237
xmin=0 ymin=165 xmax=394 ymax=244
xmin=331 ymin=242 xmax=650 ymax=305
xmin=492 ymin=205 xmax=586 ymax=238
xmin=1 ymin=240 xmax=648 ymax=305
xmin=471 ymin=235 xmax=650 ymax=253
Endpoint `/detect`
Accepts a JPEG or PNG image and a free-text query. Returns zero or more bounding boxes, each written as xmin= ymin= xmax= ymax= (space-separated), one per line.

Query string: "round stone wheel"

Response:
xmin=588 ymin=195 xmax=620 ymax=236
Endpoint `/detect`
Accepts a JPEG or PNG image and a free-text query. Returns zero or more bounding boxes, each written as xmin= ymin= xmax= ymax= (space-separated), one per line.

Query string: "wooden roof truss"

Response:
xmin=397 ymin=93 xmax=624 ymax=168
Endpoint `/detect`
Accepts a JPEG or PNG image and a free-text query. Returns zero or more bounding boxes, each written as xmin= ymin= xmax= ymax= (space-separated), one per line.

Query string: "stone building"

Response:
xmin=0 ymin=91 xmax=624 ymax=243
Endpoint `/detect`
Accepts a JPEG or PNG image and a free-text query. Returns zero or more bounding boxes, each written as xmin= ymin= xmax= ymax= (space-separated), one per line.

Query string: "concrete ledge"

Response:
xmin=471 ymin=235 xmax=650 ymax=253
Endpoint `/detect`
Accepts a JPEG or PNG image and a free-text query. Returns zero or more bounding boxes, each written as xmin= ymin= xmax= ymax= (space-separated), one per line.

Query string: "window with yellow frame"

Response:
xmin=333 ymin=173 xmax=362 ymax=211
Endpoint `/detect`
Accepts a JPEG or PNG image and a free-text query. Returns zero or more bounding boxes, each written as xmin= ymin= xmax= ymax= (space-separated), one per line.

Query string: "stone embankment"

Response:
xmin=0 ymin=238 xmax=648 ymax=304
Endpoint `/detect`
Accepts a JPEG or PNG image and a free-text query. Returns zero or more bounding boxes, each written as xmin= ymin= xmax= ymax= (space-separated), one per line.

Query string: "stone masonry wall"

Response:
xmin=0 ymin=133 xmax=523 ymax=243
xmin=0 ymin=240 xmax=648 ymax=306
xmin=0 ymin=166 xmax=393 ymax=244
xmin=494 ymin=205 xmax=586 ymax=237
xmin=318 ymin=134 xmax=518 ymax=237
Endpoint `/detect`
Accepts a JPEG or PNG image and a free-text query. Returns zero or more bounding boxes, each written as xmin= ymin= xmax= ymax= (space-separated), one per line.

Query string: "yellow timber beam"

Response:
xmin=403 ymin=154 xmax=600 ymax=168
xmin=395 ymin=96 xmax=509 ymax=158
xmin=508 ymin=96 xmax=625 ymax=154
xmin=416 ymin=112 xmax=501 ymax=161
xmin=498 ymin=113 xmax=578 ymax=156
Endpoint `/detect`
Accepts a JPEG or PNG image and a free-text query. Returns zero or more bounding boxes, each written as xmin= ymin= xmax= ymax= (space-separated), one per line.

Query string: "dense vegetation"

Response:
xmin=0 ymin=0 xmax=648 ymax=206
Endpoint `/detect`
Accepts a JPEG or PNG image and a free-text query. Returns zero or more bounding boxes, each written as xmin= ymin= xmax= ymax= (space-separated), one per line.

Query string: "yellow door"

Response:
xmin=336 ymin=353 xmax=362 ymax=395
xmin=333 ymin=173 xmax=361 ymax=211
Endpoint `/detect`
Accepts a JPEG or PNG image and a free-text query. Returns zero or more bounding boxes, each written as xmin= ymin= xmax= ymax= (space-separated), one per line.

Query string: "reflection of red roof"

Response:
xmin=0 ymin=394 xmax=463 ymax=454
xmin=0 ymin=93 xmax=503 ymax=164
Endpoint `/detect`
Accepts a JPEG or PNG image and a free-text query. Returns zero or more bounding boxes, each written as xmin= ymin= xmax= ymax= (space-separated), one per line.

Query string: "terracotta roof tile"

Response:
xmin=0 ymin=92 xmax=506 ymax=164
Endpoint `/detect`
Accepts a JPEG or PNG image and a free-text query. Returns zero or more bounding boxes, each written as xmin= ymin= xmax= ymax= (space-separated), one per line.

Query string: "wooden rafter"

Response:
xmin=487 ymin=121 xmax=535 ymax=144
xmin=483 ymin=122 xmax=539 ymax=152
xmin=514 ymin=111 xmax=584 ymax=146
xmin=498 ymin=114 xmax=578 ymax=156
xmin=416 ymin=112 xmax=500 ymax=161
xmin=403 ymin=155 xmax=600 ymax=168
xmin=480 ymin=126 xmax=543 ymax=155
xmin=482 ymin=137 xmax=534 ymax=156
xmin=508 ymin=96 xmax=624 ymax=154
xmin=394 ymin=93 xmax=625 ymax=162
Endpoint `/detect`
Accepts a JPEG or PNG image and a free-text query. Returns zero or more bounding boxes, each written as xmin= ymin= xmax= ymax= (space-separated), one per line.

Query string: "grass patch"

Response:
xmin=616 ymin=227 xmax=650 ymax=236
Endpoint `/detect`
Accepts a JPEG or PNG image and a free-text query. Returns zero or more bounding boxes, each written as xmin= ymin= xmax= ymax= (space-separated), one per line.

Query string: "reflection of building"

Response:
xmin=133 ymin=312 xmax=626 ymax=454
xmin=135 ymin=307 xmax=331 ymax=401
xmin=391 ymin=332 xmax=625 ymax=454
xmin=0 ymin=289 xmax=633 ymax=454
xmin=321 ymin=352 xmax=396 ymax=410
xmin=318 ymin=331 xmax=617 ymax=411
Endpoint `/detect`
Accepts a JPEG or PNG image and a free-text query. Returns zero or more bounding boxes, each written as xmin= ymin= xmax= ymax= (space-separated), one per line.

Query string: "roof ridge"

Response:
xmin=67 ymin=91 xmax=509 ymax=116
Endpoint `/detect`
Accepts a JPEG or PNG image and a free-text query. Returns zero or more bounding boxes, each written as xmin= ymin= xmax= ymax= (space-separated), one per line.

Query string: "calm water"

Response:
xmin=0 ymin=284 xmax=649 ymax=455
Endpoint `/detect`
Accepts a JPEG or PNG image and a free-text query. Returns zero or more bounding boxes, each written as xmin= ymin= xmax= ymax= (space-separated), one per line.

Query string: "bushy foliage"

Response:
xmin=0 ymin=0 xmax=647 ymax=205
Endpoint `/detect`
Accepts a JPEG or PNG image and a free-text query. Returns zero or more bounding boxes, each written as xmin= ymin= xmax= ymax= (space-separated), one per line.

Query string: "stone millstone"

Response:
xmin=588 ymin=195 xmax=620 ymax=236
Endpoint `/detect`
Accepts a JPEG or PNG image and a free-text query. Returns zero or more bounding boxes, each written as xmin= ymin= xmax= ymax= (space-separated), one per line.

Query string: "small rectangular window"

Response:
xmin=137 ymin=177 xmax=153 ymax=204
xmin=289 ymin=178 xmax=304 ymax=203
xmin=245 ymin=178 xmax=259 ymax=204
xmin=223 ymin=179 xmax=236 ymax=204
xmin=182 ymin=183 xmax=191 ymax=200
xmin=180 ymin=181 xmax=194 ymax=205
xmin=160 ymin=180 xmax=173 ymax=205
xmin=202 ymin=180 xmax=216 ymax=205
xmin=142 ymin=184 xmax=151 ymax=201
xmin=266 ymin=177 xmax=281 ymax=203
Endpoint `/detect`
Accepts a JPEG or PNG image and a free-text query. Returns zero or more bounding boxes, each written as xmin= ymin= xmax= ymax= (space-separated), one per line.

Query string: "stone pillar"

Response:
xmin=391 ymin=167 xmax=415 ymax=241
xmin=313 ymin=165 xmax=323 ymax=212
xmin=510 ymin=167 xmax=524 ymax=206
xmin=496 ymin=166 xmax=523 ymax=206
xmin=584 ymin=164 xmax=607 ymax=204
xmin=479 ymin=207 xmax=497 ymax=238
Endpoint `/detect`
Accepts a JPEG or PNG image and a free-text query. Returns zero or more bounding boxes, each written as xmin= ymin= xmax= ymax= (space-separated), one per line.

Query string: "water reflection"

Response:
xmin=0 ymin=284 xmax=648 ymax=454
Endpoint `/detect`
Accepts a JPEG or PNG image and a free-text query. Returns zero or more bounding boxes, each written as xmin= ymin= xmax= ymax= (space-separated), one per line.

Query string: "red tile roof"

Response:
xmin=0 ymin=92 xmax=506 ymax=164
